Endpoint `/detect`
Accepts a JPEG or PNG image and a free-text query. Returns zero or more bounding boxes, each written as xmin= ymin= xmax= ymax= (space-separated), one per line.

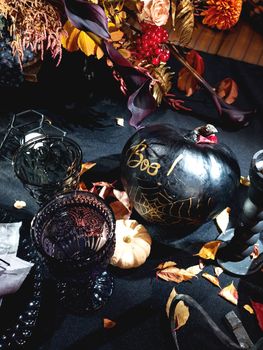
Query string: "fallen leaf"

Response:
xmin=78 ymin=181 xmax=88 ymax=190
xmin=244 ymin=304 xmax=254 ymax=314
xmin=156 ymin=261 xmax=177 ymax=270
xmin=80 ymin=162 xmax=96 ymax=176
xmin=116 ymin=118 xmax=124 ymax=126
xmin=240 ymin=175 xmax=250 ymax=187
xmin=174 ymin=301 xmax=190 ymax=330
xmin=113 ymin=189 xmax=131 ymax=213
xmin=166 ymin=287 xmax=178 ymax=318
xmin=186 ymin=264 xmax=203 ymax=275
xmin=110 ymin=200 xmax=131 ymax=220
xmin=202 ymin=273 xmax=220 ymax=288
xmin=194 ymin=241 xmax=221 ymax=260
xmin=214 ymin=266 xmax=223 ymax=277
xmin=219 ymin=282 xmax=238 ymax=305
xmin=251 ymin=300 xmax=263 ymax=330
xmin=103 ymin=318 xmax=117 ymax=329
xmin=177 ymin=50 xmax=204 ymax=97
xmin=216 ymin=78 xmax=238 ymax=104
xmin=14 ymin=200 xmax=26 ymax=209
xmin=250 ymin=244 xmax=260 ymax=260
xmin=214 ymin=207 xmax=231 ymax=234
xmin=157 ymin=265 xmax=197 ymax=283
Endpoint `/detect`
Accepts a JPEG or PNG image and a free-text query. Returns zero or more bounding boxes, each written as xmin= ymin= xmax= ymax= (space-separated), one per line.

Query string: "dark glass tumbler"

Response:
xmin=13 ymin=136 xmax=82 ymax=206
xmin=31 ymin=191 xmax=116 ymax=313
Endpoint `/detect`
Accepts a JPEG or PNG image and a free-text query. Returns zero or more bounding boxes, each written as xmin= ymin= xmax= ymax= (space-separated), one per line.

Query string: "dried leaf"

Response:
xmin=186 ymin=264 xmax=203 ymax=275
xmin=214 ymin=207 xmax=231 ymax=234
xmin=244 ymin=304 xmax=254 ymax=314
xmin=177 ymin=50 xmax=205 ymax=97
xmin=251 ymin=244 xmax=260 ymax=260
xmin=61 ymin=20 xmax=80 ymax=52
xmin=202 ymin=273 xmax=220 ymax=288
xmin=14 ymin=200 xmax=26 ymax=209
xmin=219 ymin=282 xmax=238 ymax=305
xmin=166 ymin=288 xmax=177 ymax=318
xmin=80 ymin=162 xmax=96 ymax=176
xmin=115 ymin=117 xmax=124 ymax=126
xmin=174 ymin=301 xmax=190 ymax=330
xmin=157 ymin=261 xmax=177 ymax=270
xmin=78 ymin=181 xmax=88 ymax=190
xmin=216 ymin=78 xmax=238 ymax=104
xmin=194 ymin=241 xmax=221 ymax=260
xmin=110 ymin=200 xmax=131 ymax=220
xmin=171 ymin=0 xmax=176 ymax=28
xmin=110 ymin=29 xmax=124 ymax=42
xmin=170 ymin=0 xmax=194 ymax=46
xmin=240 ymin=176 xmax=250 ymax=187
xmin=214 ymin=266 xmax=223 ymax=277
xmin=103 ymin=318 xmax=116 ymax=329
xmin=78 ymin=31 xmax=97 ymax=57
xmin=251 ymin=300 xmax=263 ymax=330
xmin=118 ymin=48 xmax=131 ymax=59
xmin=157 ymin=265 xmax=196 ymax=283
xmin=151 ymin=64 xmax=174 ymax=105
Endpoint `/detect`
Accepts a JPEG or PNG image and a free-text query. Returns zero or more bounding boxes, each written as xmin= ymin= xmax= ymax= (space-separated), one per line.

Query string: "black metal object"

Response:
xmin=217 ymin=150 xmax=263 ymax=275
xmin=0 ymin=109 xmax=66 ymax=161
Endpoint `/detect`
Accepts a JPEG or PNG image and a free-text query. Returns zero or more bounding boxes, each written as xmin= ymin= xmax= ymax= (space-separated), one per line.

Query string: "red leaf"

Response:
xmin=251 ymin=300 xmax=263 ymax=331
xmin=216 ymin=78 xmax=238 ymax=104
xmin=177 ymin=50 xmax=205 ymax=97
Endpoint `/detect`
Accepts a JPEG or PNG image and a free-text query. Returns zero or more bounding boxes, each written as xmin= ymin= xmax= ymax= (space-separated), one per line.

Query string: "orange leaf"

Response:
xmin=157 ymin=261 xmax=177 ymax=270
xmin=110 ymin=29 xmax=124 ymax=42
xmin=118 ymin=48 xmax=131 ymax=59
xmin=157 ymin=266 xmax=197 ymax=283
xmin=61 ymin=20 xmax=80 ymax=52
xmin=80 ymin=162 xmax=96 ymax=176
xmin=216 ymin=78 xmax=238 ymax=104
xmin=78 ymin=181 xmax=88 ymax=191
xmin=194 ymin=241 xmax=221 ymax=260
xmin=103 ymin=318 xmax=116 ymax=329
xmin=202 ymin=273 xmax=220 ymax=288
xmin=166 ymin=287 xmax=178 ymax=318
xmin=112 ymin=189 xmax=131 ymax=213
xmin=110 ymin=200 xmax=131 ymax=220
xmin=177 ymin=50 xmax=204 ymax=97
xmin=218 ymin=282 xmax=238 ymax=305
xmin=174 ymin=301 xmax=190 ymax=330
xmin=243 ymin=304 xmax=254 ymax=314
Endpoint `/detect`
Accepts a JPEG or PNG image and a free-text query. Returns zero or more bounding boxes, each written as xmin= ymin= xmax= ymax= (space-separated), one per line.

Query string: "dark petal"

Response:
xmin=128 ymin=79 xmax=157 ymax=128
xmin=64 ymin=0 xmax=110 ymax=39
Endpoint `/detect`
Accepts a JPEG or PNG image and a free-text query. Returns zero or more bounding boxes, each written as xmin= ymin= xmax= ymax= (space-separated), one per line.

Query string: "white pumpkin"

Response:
xmin=110 ymin=219 xmax=152 ymax=269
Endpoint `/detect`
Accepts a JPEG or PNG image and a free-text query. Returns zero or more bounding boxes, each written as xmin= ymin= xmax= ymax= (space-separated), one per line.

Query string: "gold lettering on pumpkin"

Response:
xmin=126 ymin=140 xmax=161 ymax=176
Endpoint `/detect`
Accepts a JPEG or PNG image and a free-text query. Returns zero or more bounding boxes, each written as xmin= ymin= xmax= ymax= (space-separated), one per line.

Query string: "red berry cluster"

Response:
xmin=135 ymin=22 xmax=170 ymax=65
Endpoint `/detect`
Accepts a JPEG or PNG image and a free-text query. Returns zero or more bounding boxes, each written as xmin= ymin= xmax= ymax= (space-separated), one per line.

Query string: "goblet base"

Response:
xmin=56 ymin=270 xmax=114 ymax=313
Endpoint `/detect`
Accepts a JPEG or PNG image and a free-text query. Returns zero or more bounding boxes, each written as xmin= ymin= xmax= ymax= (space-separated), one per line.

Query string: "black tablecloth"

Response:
xmin=0 ymin=51 xmax=263 ymax=350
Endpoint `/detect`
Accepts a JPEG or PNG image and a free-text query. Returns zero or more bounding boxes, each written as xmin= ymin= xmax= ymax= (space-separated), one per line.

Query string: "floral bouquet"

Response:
xmin=0 ymin=0 xmax=253 ymax=127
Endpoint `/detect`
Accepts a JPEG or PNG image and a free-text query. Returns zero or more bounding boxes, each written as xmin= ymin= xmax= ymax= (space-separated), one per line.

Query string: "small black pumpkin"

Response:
xmin=120 ymin=124 xmax=240 ymax=229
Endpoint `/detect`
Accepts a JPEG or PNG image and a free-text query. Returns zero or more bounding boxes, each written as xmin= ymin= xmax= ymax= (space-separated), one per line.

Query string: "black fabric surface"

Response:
xmin=0 ymin=51 xmax=263 ymax=350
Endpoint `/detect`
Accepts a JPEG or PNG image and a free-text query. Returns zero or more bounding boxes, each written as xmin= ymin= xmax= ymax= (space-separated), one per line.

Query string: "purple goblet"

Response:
xmin=31 ymin=191 xmax=116 ymax=313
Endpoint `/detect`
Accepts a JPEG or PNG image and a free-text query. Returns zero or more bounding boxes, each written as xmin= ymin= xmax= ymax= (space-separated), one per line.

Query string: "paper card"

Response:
xmin=0 ymin=255 xmax=34 ymax=297
xmin=0 ymin=222 xmax=22 ymax=256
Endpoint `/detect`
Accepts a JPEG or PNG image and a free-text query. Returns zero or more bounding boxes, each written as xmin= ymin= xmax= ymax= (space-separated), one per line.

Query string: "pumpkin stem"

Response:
xmin=123 ymin=236 xmax=132 ymax=243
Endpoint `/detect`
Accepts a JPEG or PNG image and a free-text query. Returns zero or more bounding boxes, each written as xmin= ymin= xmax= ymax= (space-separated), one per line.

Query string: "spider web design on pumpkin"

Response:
xmin=131 ymin=183 xmax=210 ymax=226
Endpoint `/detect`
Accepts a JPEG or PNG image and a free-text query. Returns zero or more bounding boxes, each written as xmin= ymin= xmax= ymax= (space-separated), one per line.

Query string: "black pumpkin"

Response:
xmin=120 ymin=124 xmax=240 ymax=229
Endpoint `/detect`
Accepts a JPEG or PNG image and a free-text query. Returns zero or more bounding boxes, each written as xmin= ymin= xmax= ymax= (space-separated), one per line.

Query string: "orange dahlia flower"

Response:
xmin=201 ymin=0 xmax=242 ymax=30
